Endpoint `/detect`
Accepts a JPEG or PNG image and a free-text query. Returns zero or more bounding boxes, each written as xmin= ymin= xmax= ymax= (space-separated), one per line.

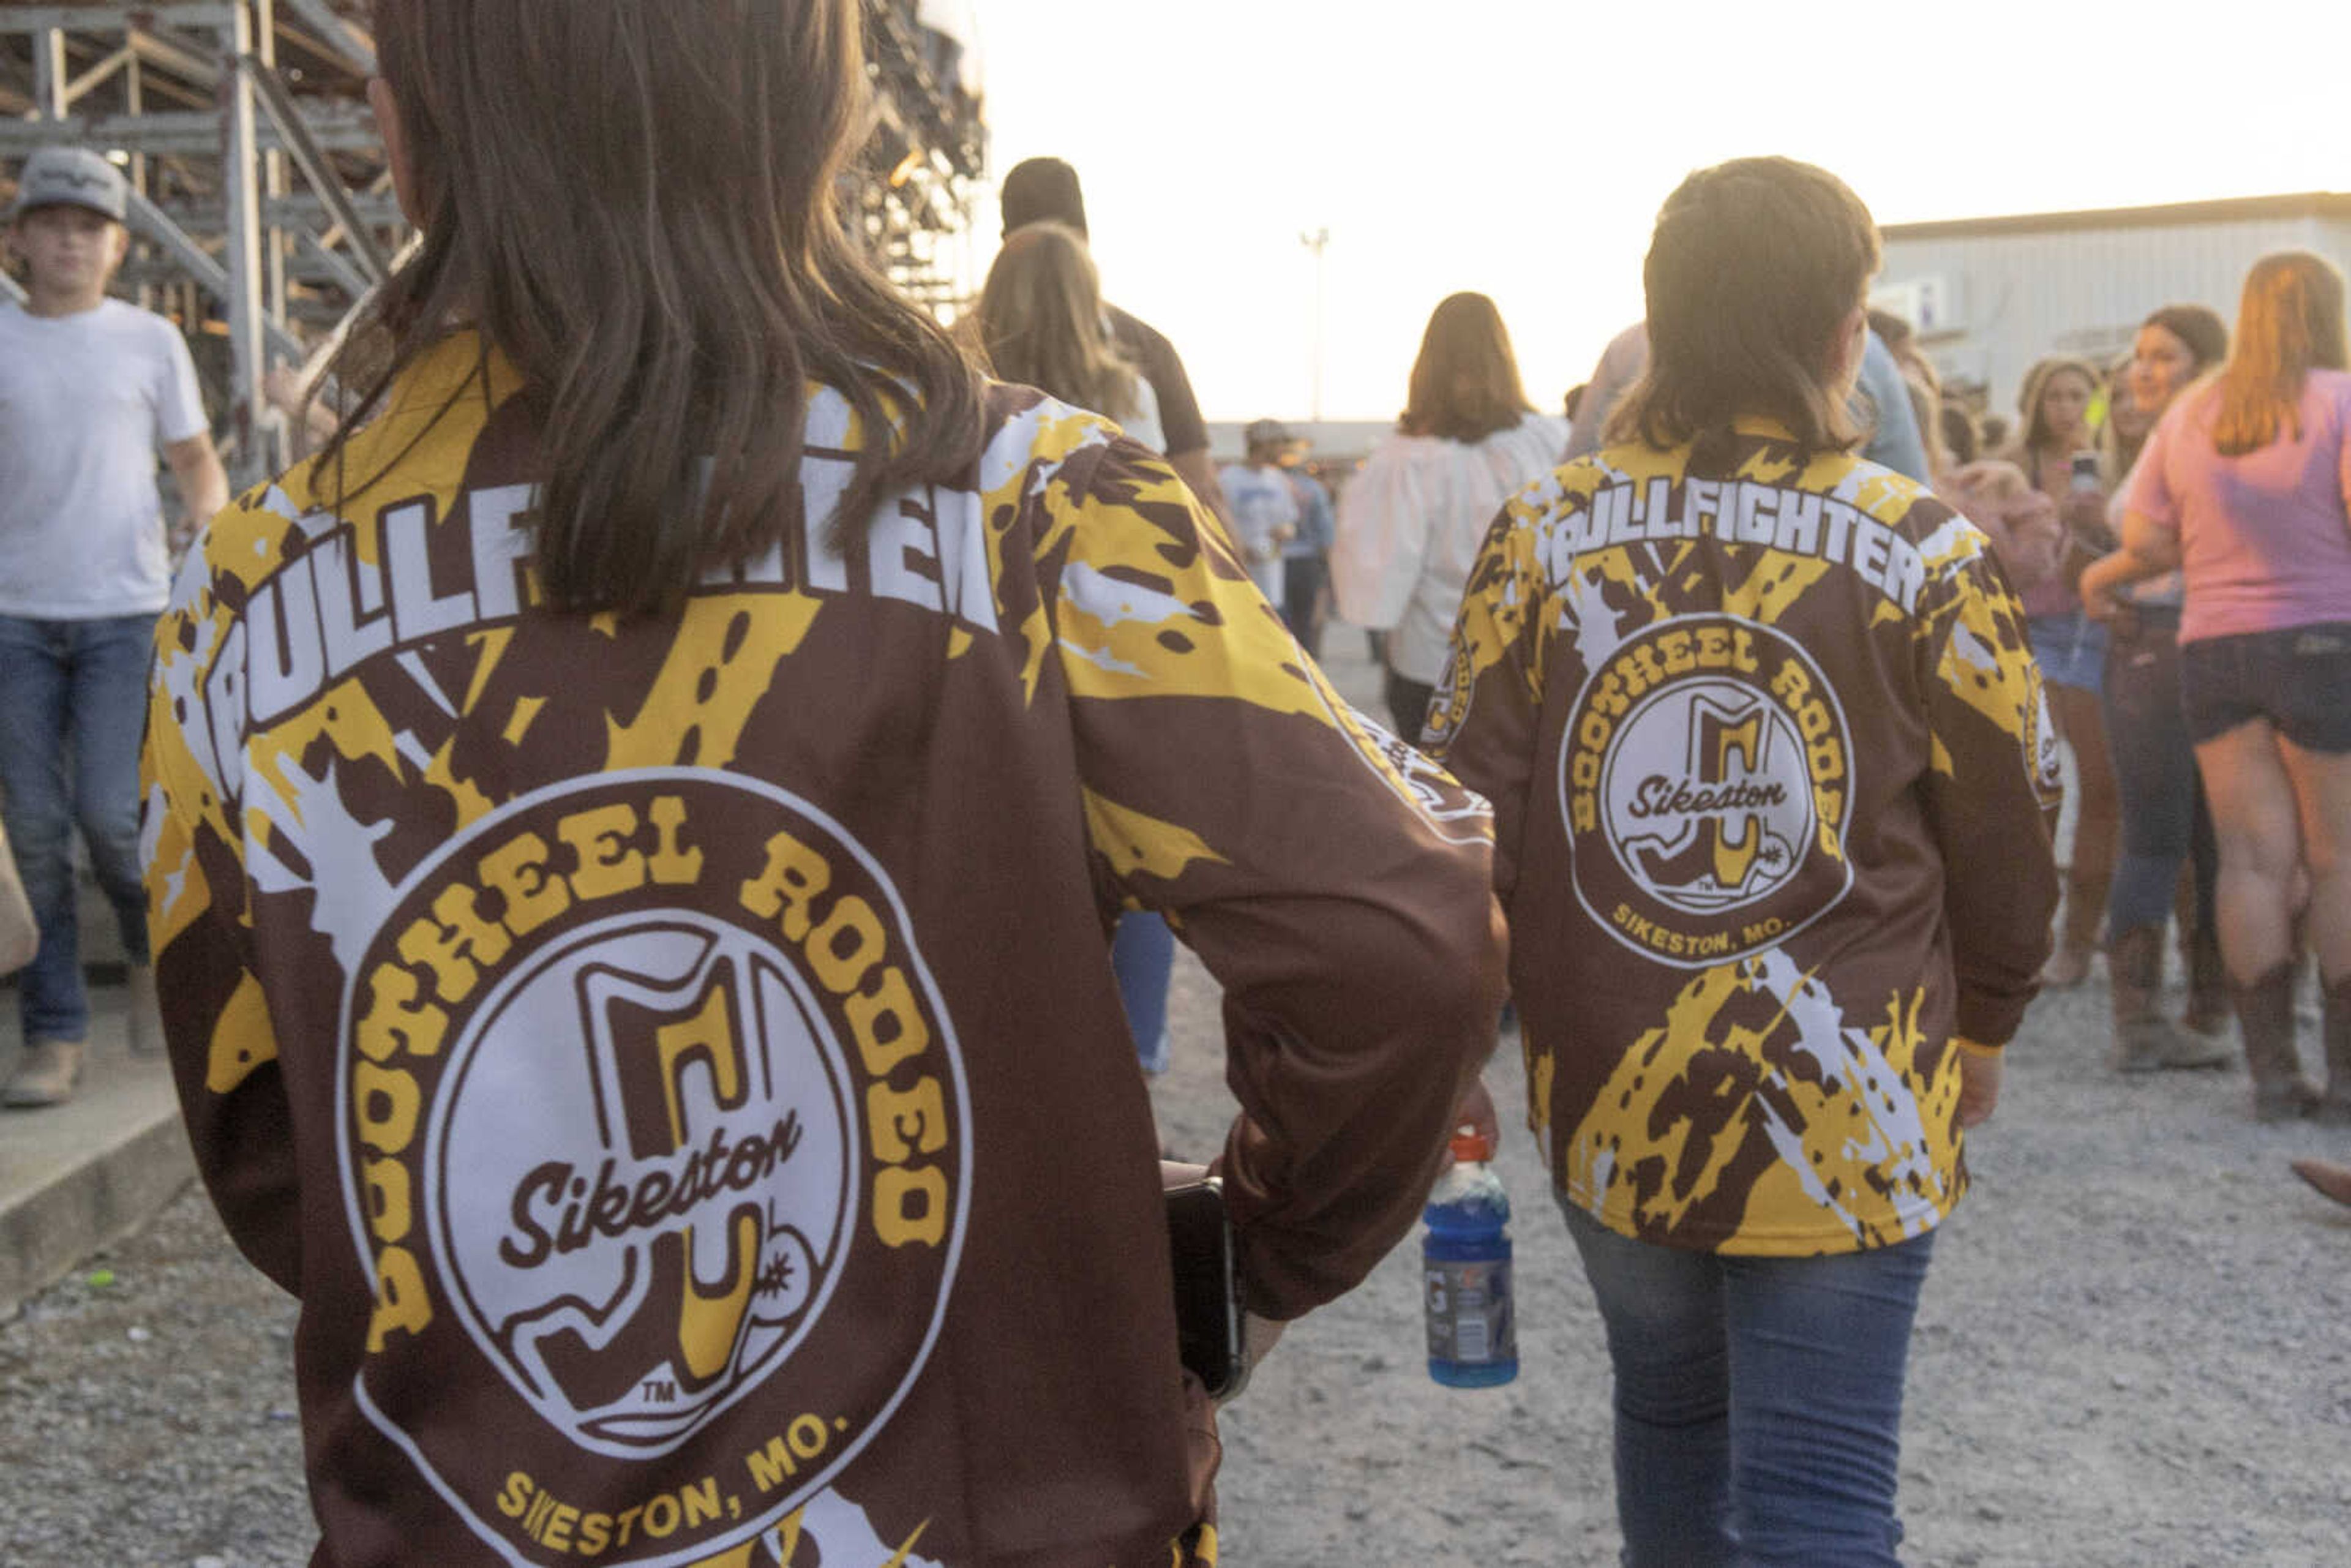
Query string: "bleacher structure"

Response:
xmin=1 ymin=0 xmax=988 ymax=489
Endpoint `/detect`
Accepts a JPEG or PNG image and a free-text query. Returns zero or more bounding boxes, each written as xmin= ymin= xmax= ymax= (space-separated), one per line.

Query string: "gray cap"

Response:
xmin=1245 ymin=418 xmax=1295 ymax=449
xmin=10 ymin=146 xmax=128 ymax=223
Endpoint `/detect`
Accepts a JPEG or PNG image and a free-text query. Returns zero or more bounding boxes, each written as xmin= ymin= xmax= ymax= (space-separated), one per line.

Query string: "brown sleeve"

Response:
xmin=1046 ymin=434 xmax=1508 ymax=1319
xmin=142 ymin=596 xmax=304 ymax=1296
xmin=1919 ymin=536 xmax=2065 ymax=1045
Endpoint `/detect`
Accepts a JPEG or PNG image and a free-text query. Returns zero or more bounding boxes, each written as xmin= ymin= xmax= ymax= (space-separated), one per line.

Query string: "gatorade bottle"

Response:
xmin=1422 ymin=1127 xmax=1517 ymax=1387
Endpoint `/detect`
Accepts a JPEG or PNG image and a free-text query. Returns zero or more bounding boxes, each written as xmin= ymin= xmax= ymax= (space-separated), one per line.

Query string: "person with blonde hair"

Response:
xmin=138 ymin=3 xmax=1507 ymax=1561
xmin=973 ymin=220 xmax=1162 ymax=451
xmin=2005 ymin=354 xmax=2121 ymax=987
xmin=1430 ymin=156 xmax=2057 ymax=1567
xmin=2094 ymin=252 xmax=2351 ymax=1120
xmin=997 ymin=156 xmax=1232 ymax=533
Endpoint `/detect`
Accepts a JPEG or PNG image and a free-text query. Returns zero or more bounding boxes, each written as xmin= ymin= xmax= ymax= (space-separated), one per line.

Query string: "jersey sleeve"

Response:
xmin=141 ymin=512 xmax=301 ymax=1294
xmin=1038 ymin=432 xmax=1508 ymax=1320
xmin=1916 ymin=528 xmax=2064 ymax=1046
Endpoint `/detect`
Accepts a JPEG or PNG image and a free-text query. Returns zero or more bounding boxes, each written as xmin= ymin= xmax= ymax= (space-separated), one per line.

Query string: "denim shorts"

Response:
xmin=2028 ymin=609 xmax=2109 ymax=694
xmin=2180 ymin=623 xmax=2351 ymax=752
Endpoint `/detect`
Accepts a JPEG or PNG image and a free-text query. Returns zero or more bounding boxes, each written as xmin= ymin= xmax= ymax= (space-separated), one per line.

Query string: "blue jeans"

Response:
xmin=0 ymin=613 xmax=157 ymax=1043
xmin=1562 ymin=1203 xmax=1937 ymax=1568
xmin=2101 ymin=605 xmax=2218 ymax=934
xmin=1112 ymin=912 xmax=1174 ymax=1074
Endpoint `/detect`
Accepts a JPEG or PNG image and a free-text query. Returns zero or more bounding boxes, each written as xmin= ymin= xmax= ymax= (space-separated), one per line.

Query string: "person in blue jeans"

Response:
xmin=1113 ymin=912 xmax=1176 ymax=1075
xmin=1278 ymin=453 xmax=1336 ymax=660
xmin=0 ymin=146 xmax=225 ymax=1106
xmin=1430 ymin=157 xmax=2057 ymax=1566
xmin=2080 ymin=307 xmax=2238 ymax=1072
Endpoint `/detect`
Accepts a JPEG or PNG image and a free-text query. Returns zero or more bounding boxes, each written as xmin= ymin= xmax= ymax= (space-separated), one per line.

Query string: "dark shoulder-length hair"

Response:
xmin=320 ymin=0 xmax=984 ymax=618
xmin=1608 ymin=157 xmax=1881 ymax=472
xmin=1399 ymin=292 xmax=1534 ymax=443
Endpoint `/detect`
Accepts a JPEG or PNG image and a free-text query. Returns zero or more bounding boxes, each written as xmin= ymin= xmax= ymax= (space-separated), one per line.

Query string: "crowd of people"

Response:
xmin=2 ymin=4 xmax=2348 ymax=1563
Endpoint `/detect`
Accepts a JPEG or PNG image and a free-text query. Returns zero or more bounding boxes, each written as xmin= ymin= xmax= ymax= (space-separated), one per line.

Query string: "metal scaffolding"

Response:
xmin=859 ymin=0 xmax=988 ymax=317
xmin=3 ymin=1 xmax=986 ymax=489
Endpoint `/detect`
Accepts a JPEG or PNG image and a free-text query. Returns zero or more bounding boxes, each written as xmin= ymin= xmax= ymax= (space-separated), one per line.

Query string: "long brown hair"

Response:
xmin=2213 ymin=252 xmax=2349 ymax=457
xmin=320 ymin=0 xmax=984 ymax=618
xmin=1610 ymin=157 xmax=1879 ymax=471
xmin=2008 ymin=356 xmax=2102 ymax=465
xmin=1400 ymin=292 xmax=1532 ymax=443
xmin=973 ymin=223 xmax=1142 ymax=423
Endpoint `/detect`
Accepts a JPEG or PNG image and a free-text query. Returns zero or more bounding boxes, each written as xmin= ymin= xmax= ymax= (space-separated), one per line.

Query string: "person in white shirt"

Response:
xmin=0 ymin=146 xmax=227 ymax=1107
xmin=1330 ymin=292 xmax=1567 ymax=738
xmin=1220 ymin=422 xmax=1302 ymax=604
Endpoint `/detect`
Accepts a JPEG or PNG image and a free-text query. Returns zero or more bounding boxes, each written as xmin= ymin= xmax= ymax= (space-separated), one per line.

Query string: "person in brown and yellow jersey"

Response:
xmin=1427 ymin=157 xmax=2060 ymax=1567
xmin=136 ymin=4 xmax=1505 ymax=1565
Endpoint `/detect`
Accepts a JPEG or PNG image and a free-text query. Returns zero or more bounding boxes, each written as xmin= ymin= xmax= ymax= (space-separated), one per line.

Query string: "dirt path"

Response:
xmin=1159 ymin=628 xmax=2351 ymax=1567
xmin=1166 ymin=950 xmax=2351 ymax=1567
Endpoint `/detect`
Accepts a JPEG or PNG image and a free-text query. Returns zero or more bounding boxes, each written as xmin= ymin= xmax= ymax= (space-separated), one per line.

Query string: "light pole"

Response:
xmin=1300 ymin=227 xmax=1330 ymax=424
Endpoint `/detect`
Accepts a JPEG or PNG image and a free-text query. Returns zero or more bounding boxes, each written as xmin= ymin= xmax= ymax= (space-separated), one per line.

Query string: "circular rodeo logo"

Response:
xmin=337 ymin=770 xmax=967 ymax=1564
xmin=1559 ymin=616 xmax=1854 ymax=968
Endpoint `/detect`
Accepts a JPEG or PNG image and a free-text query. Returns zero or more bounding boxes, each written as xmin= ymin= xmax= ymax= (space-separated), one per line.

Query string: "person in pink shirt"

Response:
xmin=2091 ymin=251 xmax=2351 ymax=1121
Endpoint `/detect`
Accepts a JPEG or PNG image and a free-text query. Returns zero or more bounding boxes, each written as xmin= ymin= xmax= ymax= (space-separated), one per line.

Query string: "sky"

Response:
xmin=951 ymin=0 xmax=2350 ymax=424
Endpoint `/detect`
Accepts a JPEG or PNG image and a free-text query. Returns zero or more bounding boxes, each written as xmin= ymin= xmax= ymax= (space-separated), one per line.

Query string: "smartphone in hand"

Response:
xmin=1165 ymin=1177 xmax=1249 ymax=1400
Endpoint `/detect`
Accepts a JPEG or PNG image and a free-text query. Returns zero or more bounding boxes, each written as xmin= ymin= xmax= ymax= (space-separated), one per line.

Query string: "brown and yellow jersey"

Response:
xmin=1427 ymin=419 xmax=2059 ymax=1258
xmin=142 ymin=337 xmax=1504 ymax=1567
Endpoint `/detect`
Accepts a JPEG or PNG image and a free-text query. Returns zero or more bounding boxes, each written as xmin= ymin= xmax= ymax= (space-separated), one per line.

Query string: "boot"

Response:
xmin=126 ymin=962 xmax=165 ymax=1057
xmin=2183 ymin=921 xmax=2230 ymax=1037
xmin=2041 ymin=869 xmax=2104 ymax=988
xmin=2 ymin=1037 xmax=85 ymax=1108
xmin=2107 ymin=926 xmax=2230 ymax=1072
xmin=2230 ymin=962 xmax=2320 ymax=1122
xmin=2314 ymin=976 xmax=2351 ymax=1125
xmin=2290 ymin=1157 xmax=2351 ymax=1207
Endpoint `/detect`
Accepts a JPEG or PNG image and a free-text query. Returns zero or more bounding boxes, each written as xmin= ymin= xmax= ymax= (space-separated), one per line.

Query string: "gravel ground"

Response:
xmin=8 ymin=951 xmax=2350 ymax=1567
xmin=0 ymin=1189 xmax=310 ymax=1567
xmin=1193 ymin=964 xmax=2351 ymax=1568
xmin=7 ymin=629 xmax=2351 ymax=1566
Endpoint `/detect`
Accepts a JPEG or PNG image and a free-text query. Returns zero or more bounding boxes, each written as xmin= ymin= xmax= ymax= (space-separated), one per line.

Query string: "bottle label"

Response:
xmin=1425 ymin=1256 xmax=1514 ymax=1365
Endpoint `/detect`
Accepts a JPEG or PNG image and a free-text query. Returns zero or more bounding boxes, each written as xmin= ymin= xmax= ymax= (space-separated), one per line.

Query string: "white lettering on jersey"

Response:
xmin=1548 ymin=479 xmax=1927 ymax=614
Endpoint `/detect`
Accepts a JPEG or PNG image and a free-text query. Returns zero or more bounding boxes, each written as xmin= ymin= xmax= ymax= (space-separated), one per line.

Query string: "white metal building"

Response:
xmin=1875 ymin=192 xmax=2351 ymax=416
